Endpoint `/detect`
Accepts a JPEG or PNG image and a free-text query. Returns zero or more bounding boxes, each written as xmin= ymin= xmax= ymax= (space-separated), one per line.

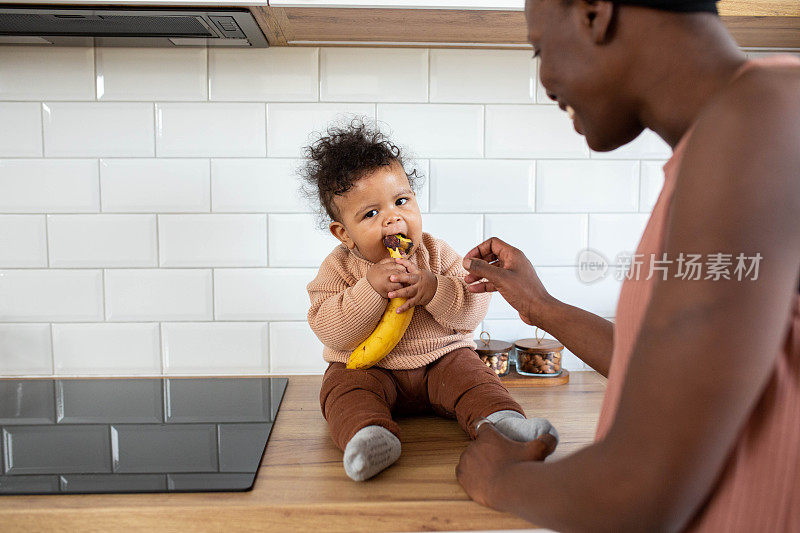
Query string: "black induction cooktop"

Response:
xmin=0 ymin=377 xmax=287 ymax=495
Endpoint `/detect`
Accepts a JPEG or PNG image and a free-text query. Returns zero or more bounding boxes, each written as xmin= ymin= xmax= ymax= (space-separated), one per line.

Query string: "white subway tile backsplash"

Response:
xmin=0 ymin=159 xmax=99 ymax=213
xmin=158 ymin=214 xmax=267 ymax=267
xmin=409 ymin=159 xmax=430 ymax=213
xmin=100 ymin=159 xmax=210 ymax=213
xmin=420 ymin=214 xmax=483 ymax=257
xmin=266 ymin=103 xmax=376 ymax=158
xmin=209 ymin=47 xmax=319 ymax=102
xmin=48 ymin=215 xmax=157 ymax=268
xmin=43 ymin=103 xmax=154 ymax=157
xmin=268 ymin=214 xmax=340 ymax=268
xmin=0 ymin=47 xmax=94 ymax=101
xmin=214 ymin=268 xmax=315 ymax=321
xmin=321 ymin=48 xmax=428 ymax=102
xmin=0 ymin=216 xmax=47 ymax=268
xmin=538 ymin=266 xmax=622 ymax=318
xmin=105 ymin=269 xmax=212 ymax=322
xmin=269 ymin=322 xmax=328 ymax=374
xmin=52 ymin=323 xmax=161 ymax=375
xmin=430 ymin=159 xmax=535 ymax=213
xmin=536 ymin=160 xmax=639 ymax=212
xmin=588 ymin=214 xmax=650 ymax=264
xmin=0 ymin=324 xmax=53 ymax=376
xmin=592 ymin=129 xmax=671 ymax=160
xmin=430 ymin=50 xmax=535 ymax=104
xmin=0 ymin=103 xmax=42 ymax=157
xmin=484 ymin=214 xmax=588 ymax=266
xmin=485 ymin=105 xmax=588 ymax=159
xmin=162 ymin=322 xmax=268 ymax=375
xmin=156 ymin=103 xmax=266 ymax=157
xmin=377 ymin=104 xmax=483 ymax=158
xmin=2 ymin=44 xmax=746 ymax=377
xmin=0 ymin=270 xmax=103 ymax=322
xmin=96 ymin=48 xmax=207 ymax=101
xmin=211 ymin=159 xmax=306 ymax=213
xmin=640 ymin=161 xmax=667 ymax=212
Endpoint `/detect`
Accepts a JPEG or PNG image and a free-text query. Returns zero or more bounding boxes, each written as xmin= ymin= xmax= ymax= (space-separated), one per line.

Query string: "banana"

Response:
xmin=346 ymin=235 xmax=415 ymax=370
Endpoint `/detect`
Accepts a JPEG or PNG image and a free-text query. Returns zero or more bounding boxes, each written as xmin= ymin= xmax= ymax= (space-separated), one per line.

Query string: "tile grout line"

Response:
xmin=211 ymin=268 xmax=216 ymax=321
xmin=49 ymin=322 xmax=56 ymax=376
xmin=152 ymin=103 xmax=158 ymax=157
xmin=317 ymin=47 xmax=322 ymax=103
xmin=39 ymin=103 xmax=46 ymax=158
xmin=427 ymin=49 xmax=431 ymax=103
xmin=101 ymin=268 xmax=107 ymax=321
xmin=97 ymin=159 xmax=103 ymax=213
xmin=159 ymin=322 xmax=166 ymax=375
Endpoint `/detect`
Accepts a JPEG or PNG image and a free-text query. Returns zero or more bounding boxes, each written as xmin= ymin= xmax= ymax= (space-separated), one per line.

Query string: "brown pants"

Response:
xmin=319 ymin=347 xmax=524 ymax=451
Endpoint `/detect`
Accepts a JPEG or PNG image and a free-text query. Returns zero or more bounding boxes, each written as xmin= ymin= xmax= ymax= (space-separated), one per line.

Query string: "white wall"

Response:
xmin=0 ymin=45 xmax=792 ymax=376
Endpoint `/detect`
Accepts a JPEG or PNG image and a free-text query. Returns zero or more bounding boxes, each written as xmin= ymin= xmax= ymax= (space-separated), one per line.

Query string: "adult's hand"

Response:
xmin=456 ymin=422 xmax=557 ymax=509
xmin=463 ymin=237 xmax=553 ymax=326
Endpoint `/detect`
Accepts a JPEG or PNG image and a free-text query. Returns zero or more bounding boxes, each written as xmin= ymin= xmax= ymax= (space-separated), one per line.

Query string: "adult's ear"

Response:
xmin=329 ymin=221 xmax=355 ymax=249
xmin=580 ymin=0 xmax=615 ymax=44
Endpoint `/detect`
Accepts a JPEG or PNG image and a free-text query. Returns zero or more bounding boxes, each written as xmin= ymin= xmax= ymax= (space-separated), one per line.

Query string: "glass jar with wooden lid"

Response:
xmin=514 ymin=337 xmax=565 ymax=377
xmin=474 ymin=331 xmax=511 ymax=377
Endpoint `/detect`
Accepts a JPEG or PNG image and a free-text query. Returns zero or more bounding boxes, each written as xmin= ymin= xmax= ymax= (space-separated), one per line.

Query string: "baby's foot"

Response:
xmin=343 ymin=425 xmax=401 ymax=481
xmin=486 ymin=410 xmax=559 ymax=443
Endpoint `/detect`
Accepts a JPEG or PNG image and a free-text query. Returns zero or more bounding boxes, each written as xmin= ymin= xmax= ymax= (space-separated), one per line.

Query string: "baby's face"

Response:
xmin=329 ymin=161 xmax=422 ymax=264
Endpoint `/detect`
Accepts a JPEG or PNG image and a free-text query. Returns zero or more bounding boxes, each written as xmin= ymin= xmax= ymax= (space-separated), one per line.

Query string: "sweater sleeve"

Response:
xmin=423 ymin=238 xmax=491 ymax=333
xmin=307 ymin=256 xmax=387 ymax=352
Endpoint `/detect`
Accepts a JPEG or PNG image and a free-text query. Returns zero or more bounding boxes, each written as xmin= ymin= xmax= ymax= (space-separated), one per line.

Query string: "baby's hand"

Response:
xmin=387 ymin=258 xmax=438 ymax=314
xmin=366 ymin=259 xmax=407 ymax=299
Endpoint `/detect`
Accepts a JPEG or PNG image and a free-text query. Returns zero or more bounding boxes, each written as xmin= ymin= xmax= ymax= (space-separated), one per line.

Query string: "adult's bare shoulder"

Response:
xmin=698 ymin=63 xmax=800 ymax=144
xmin=680 ymin=63 xmax=800 ymax=207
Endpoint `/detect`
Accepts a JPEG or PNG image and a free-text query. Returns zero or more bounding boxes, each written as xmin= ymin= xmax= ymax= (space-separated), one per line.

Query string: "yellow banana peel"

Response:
xmin=346 ymin=236 xmax=414 ymax=370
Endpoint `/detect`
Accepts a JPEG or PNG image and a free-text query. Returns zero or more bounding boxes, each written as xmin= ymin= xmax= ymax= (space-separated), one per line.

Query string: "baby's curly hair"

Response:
xmin=300 ymin=118 xmax=422 ymax=228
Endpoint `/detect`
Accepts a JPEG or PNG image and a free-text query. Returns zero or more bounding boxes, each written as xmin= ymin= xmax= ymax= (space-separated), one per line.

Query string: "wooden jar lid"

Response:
xmin=474 ymin=339 xmax=513 ymax=355
xmin=514 ymin=338 xmax=564 ymax=354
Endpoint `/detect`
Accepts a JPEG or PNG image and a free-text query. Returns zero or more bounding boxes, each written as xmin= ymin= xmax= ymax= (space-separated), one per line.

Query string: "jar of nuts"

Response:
xmin=474 ymin=332 xmax=511 ymax=377
xmin=514 ymin=338 xmax=564 ymax=377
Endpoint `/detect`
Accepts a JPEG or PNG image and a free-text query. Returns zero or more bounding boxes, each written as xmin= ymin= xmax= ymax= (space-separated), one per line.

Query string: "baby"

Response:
xmin=303 ymin=121 xmax=557 ymax=481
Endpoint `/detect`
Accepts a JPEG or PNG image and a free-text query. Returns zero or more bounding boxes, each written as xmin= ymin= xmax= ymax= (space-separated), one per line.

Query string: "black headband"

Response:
xmin=613 ymin=0 xmax=718 ymax=14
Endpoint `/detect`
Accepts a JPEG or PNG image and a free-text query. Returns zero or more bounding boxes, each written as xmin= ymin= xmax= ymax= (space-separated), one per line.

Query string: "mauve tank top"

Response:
xmin=595 ymin=55 xmax=800 ymax=531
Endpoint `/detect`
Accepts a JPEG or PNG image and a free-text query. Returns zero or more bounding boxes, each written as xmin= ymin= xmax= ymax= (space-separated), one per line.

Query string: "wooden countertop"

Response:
xmin=0 ymin=372 xmax=607 ymax=532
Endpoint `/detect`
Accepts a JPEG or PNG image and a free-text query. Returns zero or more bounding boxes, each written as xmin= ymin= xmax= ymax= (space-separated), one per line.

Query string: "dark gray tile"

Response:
xmin=269 ymin=378 xmax=288 ymax=420
xmin=60 ymin=474 xmax=167 ymax=493
xmin=165 ymin=378 xmax=273 ymax=423
xmin=112 ymin=424 xmax=217 ymax=474
xmin=218 ymin=423 xmax=272 ymax=472
xmin=57 ymin=379 xmax=163 ymax=424
xmin=0 ymin=380 xmax=56 ymax=424
xmin=167 ymin=473 xmax=254 ymax=491
xmin=3 ymin=425 xmax=111 ymax=475
xmin=0 ymin=475 xmax=60 ymax=494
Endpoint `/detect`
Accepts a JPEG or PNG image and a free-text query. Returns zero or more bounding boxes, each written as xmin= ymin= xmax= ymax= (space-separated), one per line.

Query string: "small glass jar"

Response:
xmin=514 ymin=338 xmax=565 ymax=377
xmin=475 ymin=332 xmax=511 ymax=377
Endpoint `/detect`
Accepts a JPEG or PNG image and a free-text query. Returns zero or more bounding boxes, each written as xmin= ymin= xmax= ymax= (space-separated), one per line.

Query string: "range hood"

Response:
xmin=0 ymin=6 xmax=268 ymax=47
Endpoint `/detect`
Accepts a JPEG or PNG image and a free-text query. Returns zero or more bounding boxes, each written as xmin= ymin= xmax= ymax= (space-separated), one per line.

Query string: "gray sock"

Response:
xmin=343 ymin=425 xmax=401 ymax=482
xmin=486 ymin=410 xmax=559 ymax=443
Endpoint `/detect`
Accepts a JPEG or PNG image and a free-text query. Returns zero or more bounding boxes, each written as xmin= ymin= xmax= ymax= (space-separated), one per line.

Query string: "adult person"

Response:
xmin=456 ymin=0 xmax=800 ymax=530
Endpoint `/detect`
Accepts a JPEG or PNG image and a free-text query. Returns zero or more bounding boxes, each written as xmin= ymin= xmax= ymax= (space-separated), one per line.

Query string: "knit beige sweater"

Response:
xmin=307 ymin=232 xmax=491 ymax=370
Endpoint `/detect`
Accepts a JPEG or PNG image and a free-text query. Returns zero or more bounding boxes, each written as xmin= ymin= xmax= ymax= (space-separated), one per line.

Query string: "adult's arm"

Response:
xmin=457 ymin=67 xmax=800 ymax=531
xmin=463 ymin=239 xmax=615 ymax=376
